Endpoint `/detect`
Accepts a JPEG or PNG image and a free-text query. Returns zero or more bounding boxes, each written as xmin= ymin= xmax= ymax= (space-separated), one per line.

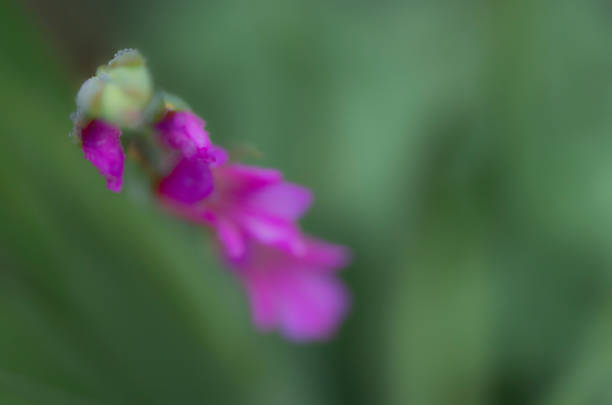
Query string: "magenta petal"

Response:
xmin=245 ymin=271 xmax=281 ymax=330
xmin=232 ymin=238 xmax=351 ymax=341
xmin=218 ymin=165 xmax=283 ymax=193
xmin=81 ymin=120 xmax=125 ymax=193
xmin=156 ymin=111 xmax=211 ymax=157
xmin=241 ymin=214 xmax=305 ymax=255
xmin=279 ymin=272 xmax=350 ymax=341
xmin=302 ymin=237 xmax=352 ymax=269
xmin=247 ymin=183 xmax=313 ymax=220
xmin=203 ymin=164 xmax=316 ymax=257
xmin=216 ymin=219 xmax=246 ymax=259
xmin=158 ymin=157 xmax=214 ymax=204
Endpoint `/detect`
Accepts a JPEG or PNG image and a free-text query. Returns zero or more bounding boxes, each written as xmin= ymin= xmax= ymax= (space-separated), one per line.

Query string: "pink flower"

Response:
xmin=158 ymin=161 xmax=351 ymax=341
xmin=159 ymin=163 xmax=313 ymax=259
xmin=70 ymin=50 xmax=353 ymax=342
xmin=81 ymin=119 xmax=125 ymax=193
xmin=155 ymin=110 xmax=211 ymax=158
xmin=231 ymin=237 xmax=351 ymax=341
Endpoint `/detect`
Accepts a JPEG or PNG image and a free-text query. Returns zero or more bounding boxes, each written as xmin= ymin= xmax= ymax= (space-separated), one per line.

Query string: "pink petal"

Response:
xmin=156 ymin=110 xmax=211 ymax=157
xmin=244 ymin=270 xmax=281 ymax=330
xmin=216 ymin=165 xmax=283 ymax=194
xmin=247 ymin=183 xmax=313 ymax=221
xmin=158 ymin=156 xmax=214 ymax=204
xmin=302 ymin=237 xmax=352 ymax=270
xmin=233 ymin=239 xmax=351 ymax=341
xmin=240 ymin=214 xmax=305 ymax=255
xmin=216 ymin=219 xmax=246 ymax=259
xmin=81 ymin=119 xmax=125 ymax=193
xmin=279 ymin=271 xmax=351 ymax=341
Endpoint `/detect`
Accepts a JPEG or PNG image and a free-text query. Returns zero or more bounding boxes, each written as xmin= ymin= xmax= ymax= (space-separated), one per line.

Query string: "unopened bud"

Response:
xmin=75 ymin=49 xmax=152 ymax=128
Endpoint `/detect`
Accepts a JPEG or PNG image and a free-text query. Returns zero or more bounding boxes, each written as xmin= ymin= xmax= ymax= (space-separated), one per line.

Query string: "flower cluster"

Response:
xmin=70 ymin=50 xmax=350 ymax=341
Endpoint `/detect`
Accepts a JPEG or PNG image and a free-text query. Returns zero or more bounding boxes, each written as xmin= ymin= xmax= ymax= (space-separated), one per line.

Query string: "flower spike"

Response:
xmin=69 ymin=49 xmax=351 ymax=341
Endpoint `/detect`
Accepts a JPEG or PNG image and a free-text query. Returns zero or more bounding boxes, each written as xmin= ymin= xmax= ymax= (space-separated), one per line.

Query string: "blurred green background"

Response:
xmin=2 ymin=0 xmax=612 ymax=403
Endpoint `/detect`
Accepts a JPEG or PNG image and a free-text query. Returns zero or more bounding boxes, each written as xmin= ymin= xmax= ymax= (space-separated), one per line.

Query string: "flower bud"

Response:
xmin=158 ymin=156 xmax=215 ymax=204
xmin=75 ymin=49 xmax=153 ymax=128
xmin=80 ymin=119 xmax=125 ymax=192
